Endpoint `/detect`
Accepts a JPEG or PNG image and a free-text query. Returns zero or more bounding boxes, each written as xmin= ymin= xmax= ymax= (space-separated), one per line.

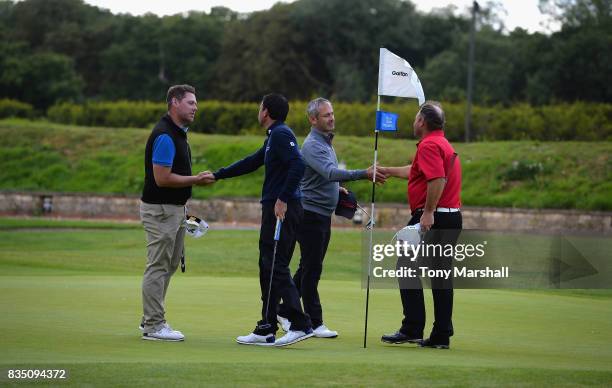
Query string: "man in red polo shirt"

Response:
xmin=378 ymin=101 xmax=462 ymax=349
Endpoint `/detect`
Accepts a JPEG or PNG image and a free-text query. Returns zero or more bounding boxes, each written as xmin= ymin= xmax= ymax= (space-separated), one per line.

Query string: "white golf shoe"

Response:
xmin=274 ymin=329 xmax=314 ymax=347
xmin=142 ymin=325 xmax=185 ymax=341
xmin=140 ymin=322 xmax=183 ymax=336
xmin=277 ymin=315 xmax=291 ymax=332
xmin=313 ymin=324 xmax=338 ymax=338
xmin=236 ymin=332 xmax=275 ymax=346
xmin=162 ymin=323 xmax=183 ymax=336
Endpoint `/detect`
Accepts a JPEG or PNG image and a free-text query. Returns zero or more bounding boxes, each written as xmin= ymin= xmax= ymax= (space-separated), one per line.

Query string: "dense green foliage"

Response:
xmin=0 ymin=98 xmax=35 ymax=119
xmin=1 ymin=119 xmax=610 ymax=210
xmin=0 ymin=0 xmax=609 ymax=109
xmin=43 ymin=100 xmax=612 ymax=141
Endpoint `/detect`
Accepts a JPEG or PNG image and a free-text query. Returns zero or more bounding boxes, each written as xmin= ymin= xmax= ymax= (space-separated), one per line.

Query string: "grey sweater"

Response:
xmin=301 ymin=128 xmax=368 ymax=216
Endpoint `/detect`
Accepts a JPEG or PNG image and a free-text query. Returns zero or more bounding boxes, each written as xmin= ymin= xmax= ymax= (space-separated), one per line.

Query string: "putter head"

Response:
xmin=365 ymin=218 xmax=374 ymax=230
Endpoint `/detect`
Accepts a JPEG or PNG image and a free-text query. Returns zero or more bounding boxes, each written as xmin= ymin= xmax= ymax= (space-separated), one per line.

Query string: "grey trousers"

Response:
xmin=140 ymin=201 xmax=186 ymax=333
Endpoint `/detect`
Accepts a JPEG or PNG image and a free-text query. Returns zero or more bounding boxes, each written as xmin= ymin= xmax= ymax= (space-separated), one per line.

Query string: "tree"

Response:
xmin=0 ymin=47 xmax=83 ymax=109
xmin=0 ymin=0 xmax=609 ymax=106
xmin=539 ymin=0 xmax=612 ymax=102
xmin=539 ymin=0 xmax=611 ymax=28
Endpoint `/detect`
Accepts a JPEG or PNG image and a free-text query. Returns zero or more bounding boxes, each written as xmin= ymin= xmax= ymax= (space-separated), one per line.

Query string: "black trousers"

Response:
xmin=398 ymin=210 xmax=462 ymax=343
xmin=255 ymin=200 xmax=310 ymax=335
xmin=279 ymin=209 xmax=331 ymax=328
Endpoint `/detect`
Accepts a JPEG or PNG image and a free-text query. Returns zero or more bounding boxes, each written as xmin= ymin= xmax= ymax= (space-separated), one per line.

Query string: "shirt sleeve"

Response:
xmin=152 ymin=134 xmax=175 ymax=167
xmin=213 ymin=141 xmax=266 ymax=180
xmin=418 ymin=142 xmax=445 ymax=181
xmin=302 ymin=141 xmax=367 ymax=182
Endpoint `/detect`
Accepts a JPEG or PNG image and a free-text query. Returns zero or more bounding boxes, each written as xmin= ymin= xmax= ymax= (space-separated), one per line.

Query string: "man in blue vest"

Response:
xmin=140 ymin=84 xmax=212 ymax=342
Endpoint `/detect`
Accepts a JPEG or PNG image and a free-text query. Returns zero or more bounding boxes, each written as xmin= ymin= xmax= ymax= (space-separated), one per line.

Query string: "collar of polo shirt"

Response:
xmin=417 ymin=129 xmax=445 ymax=146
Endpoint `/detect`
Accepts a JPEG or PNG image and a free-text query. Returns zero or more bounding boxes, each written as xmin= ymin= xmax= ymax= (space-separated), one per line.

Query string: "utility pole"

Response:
xmin=465 ymin=1 xmax=479 ymax=142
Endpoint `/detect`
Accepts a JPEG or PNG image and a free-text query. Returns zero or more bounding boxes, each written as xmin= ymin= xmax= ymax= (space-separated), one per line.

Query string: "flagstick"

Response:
xmin=364 ymin=95 xmax=381 ymax=348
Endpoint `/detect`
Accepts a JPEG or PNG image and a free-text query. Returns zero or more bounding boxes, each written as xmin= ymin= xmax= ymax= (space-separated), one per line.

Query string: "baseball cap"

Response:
xmin=335 ymin=190 xmax=358 ymax=219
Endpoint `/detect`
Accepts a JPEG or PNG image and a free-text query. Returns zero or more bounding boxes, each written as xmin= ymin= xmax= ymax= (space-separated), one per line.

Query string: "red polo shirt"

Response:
xmin=407 ymin=130 xmax=461 ymax=212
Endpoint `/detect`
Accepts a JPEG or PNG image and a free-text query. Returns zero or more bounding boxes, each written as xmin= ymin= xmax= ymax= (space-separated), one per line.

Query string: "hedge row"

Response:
xmin=3 ymin=98 xmax=610 ymax=141
xmin=0 ymin=99 xmax=35 ymax=119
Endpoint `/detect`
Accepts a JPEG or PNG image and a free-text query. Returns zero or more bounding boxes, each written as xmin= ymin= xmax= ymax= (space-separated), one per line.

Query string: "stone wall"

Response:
xmin=1 ymin=191 xmax=610 ymax=235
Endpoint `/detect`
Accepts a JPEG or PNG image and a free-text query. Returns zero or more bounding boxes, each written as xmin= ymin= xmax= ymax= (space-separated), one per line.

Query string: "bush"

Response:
xmin=45 ymin=100 xmax=612 ymax=141
xmin=0 ymin=99 xmax=35 ymax=119
xmin=1 ymin=120 xmax=611 ymax=210
xmin=48 ymin=101 xmax=164 ymax=128
xmin=193 ymin=101 xmax=259 ymax=134
xmin=498 ymin=160 xmax=546 ymax=181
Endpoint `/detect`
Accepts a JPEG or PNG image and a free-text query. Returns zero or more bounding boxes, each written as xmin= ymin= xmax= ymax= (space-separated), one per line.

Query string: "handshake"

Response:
xmin=194 ymin=171 xmax=217 ymax=186
xmin=194 ymin=164 xmax=405 ymax=186
xmin=366 ymin=165 xmax=390 ymax=185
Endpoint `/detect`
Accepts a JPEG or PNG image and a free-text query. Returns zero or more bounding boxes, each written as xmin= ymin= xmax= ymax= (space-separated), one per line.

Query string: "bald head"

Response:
xmin=418 ymin=101 xmax=445 ymax=131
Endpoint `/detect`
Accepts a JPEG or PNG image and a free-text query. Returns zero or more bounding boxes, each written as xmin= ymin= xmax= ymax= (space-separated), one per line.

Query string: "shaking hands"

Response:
xmin=366 ymin=164 xmax=389 ymax=184
xmin=195 ymin=171 xmax=216 ymax=186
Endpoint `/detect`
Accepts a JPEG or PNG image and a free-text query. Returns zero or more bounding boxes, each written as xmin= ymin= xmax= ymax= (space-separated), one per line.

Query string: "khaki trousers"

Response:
xmin=140 ymin=201 xmax=185 ymax=333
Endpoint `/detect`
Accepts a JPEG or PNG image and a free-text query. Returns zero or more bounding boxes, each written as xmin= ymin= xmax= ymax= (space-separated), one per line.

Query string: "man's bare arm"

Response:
xmin=424 ymin=178 xmax=446 ymax=212
xmin=379 ymin=165 xmax=411 ymax=180
xmin=420 ymin=178 xmax=446 ymax=231
xmin=153 ymin=165 xmax=208 ymax=188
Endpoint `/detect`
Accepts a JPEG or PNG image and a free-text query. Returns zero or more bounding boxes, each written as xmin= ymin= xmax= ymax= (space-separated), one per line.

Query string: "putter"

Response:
xmin=356 ymin=203 xmax=373 ymax=230
xmin=257 ymin=217 xmax=282 ymax=331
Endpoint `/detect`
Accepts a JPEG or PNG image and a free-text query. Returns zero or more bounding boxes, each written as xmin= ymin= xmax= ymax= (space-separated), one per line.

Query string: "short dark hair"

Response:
xmin=419 ymin=101 xmax=445 ymax=131
xmin=261 ymin=93 xmax=289 ymax=122
xmin=166 ymin=84 xmax=196 ymax=107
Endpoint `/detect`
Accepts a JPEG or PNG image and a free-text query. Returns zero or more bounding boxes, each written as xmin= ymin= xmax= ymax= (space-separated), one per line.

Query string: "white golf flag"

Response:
xmin=377 ymin=48 xmax=425 ymax=105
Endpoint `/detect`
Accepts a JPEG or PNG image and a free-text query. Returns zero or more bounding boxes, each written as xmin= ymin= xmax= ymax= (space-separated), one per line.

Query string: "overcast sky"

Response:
xmin=83 ymin=0 xmax=558 ymax=33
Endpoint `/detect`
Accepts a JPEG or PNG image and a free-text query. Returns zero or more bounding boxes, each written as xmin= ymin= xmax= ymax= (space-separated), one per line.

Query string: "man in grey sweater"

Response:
xmin=278 ymin=97 xmax=386 ymax=338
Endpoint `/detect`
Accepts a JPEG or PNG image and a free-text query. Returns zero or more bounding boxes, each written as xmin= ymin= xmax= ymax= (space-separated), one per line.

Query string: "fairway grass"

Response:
xmin=1 ymin=277 xmax=611 ymax=386
xmin=1 ymin=221 xmax=611 ymax=386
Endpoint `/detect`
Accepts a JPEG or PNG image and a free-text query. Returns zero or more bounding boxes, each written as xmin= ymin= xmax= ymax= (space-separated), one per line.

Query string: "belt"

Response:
xmin=414 ymin=207 xmax=460 ymax=213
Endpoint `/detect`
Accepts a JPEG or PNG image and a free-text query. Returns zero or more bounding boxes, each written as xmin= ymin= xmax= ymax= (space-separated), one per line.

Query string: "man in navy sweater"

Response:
xmin=205 ymin=94 xmax=313 ymax=347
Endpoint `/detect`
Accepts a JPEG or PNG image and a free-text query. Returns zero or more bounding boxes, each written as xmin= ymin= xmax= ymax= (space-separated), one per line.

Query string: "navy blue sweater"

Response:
xmin=213 ymin=122 xmax=305 ymax=203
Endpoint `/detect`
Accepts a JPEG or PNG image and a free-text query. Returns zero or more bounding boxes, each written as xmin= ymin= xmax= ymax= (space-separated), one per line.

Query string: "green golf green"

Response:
xmin=1 ymin=219 xmax=611 ymax=386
